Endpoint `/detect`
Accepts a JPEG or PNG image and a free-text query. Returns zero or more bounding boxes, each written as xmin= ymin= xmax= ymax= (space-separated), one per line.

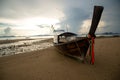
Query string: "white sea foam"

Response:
xmin=0 ymin=39 xmax=53 ymax=57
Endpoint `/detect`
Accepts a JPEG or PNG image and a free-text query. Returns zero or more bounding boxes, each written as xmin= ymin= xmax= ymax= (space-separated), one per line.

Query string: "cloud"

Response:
xmin=0 ymin=0 xmax=64 ymax=23
xmin=3 ymin=27 xmax=12 ymax=36
xmin=0 ymin=22 xmax=13 ymax=27
xmin=93 ymin=0 xmax=120 ymax=33
xmin=2 ymin=0 xmax=63 ymax=17
xmin=58 ymin=0 xmax=120 ymax=33
xmin=59 ymin=7 xmax=90 ymax=33
xmin=78 ymin=19 xmax=106 ymax=34
xmin=0 ymin=0 xmax=120 ymax=36
xmin=57 ymin=0 xmax=93 ymax=33
xmin=78 ymin=19 xmax=91 ymax=34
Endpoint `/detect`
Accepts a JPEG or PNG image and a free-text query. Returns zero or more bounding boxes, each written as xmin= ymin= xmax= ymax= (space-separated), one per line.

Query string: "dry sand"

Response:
xmin=0 ymin=37 xmax=120 ymax=80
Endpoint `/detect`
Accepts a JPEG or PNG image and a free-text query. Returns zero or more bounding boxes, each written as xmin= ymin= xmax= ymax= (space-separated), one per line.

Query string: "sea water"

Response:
xmin=0 ymin=35 xmax=54 ymax=40
xmin=0 ymin=36 xmax=53 ymax=57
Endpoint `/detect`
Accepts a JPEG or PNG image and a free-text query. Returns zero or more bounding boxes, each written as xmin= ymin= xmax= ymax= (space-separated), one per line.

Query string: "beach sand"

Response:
xmin=0 ymin=37 xmax=120 ymax=80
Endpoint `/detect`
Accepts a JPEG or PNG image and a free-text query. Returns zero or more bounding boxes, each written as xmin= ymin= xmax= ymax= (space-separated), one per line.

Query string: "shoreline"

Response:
xmin=0 ymin=36 xmax=120 ymax=57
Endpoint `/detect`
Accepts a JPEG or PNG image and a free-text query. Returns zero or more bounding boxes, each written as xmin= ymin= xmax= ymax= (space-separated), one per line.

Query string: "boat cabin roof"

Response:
xmin=54 ymin=32 xmax=77 ymax=43
xmin=58 ymin=32 xmax=77 ymax=37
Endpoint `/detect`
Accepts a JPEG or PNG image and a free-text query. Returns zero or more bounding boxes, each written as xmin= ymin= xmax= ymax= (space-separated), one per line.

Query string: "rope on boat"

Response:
xmin=90 ymin=37 xmax=95 ymax=64
xmin=74 ymin=41 xmax=82 ymax=56
xmin=74 ymin=39 xmax=86 ymax=62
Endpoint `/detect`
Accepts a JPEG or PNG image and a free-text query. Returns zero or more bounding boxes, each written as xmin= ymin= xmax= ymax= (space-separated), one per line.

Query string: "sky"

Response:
xmin=0 ymin=0 xmax=120 ymax=36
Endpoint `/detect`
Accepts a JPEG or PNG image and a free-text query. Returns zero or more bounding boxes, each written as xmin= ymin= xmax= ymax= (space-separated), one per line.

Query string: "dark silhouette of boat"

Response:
xmin=53 ymin=6 xmax=104 ymax=64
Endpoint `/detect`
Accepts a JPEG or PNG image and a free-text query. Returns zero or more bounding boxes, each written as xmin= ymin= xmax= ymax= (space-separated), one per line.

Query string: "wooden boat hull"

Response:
xmin=54 ymin=38 xmax=90 ymax=58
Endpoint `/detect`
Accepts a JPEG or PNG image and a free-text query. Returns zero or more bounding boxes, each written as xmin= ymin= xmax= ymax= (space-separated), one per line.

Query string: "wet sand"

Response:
xmin=0 ymin=37 xmax=120 ymax=80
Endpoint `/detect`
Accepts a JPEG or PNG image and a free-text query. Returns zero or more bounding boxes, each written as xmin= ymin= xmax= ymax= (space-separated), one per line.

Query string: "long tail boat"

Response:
xmin=53 ymin=6 xmax=104 ymax=64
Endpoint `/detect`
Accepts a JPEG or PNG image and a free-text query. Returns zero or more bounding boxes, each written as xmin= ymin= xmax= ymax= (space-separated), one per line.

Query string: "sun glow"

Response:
xmin=12 ymin=25 xmax=52 ymax=36
xmin=19 ymin=17 xmax=60 ymax=25
xmin=11 ymin=17 xmax=60 ymax=36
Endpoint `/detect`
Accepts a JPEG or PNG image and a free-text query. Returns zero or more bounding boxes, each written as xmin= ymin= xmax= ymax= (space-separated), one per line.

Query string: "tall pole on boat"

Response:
xmin=88 ymin=6 xmax=104 ymax=64
xmin=89 ymin=6 xmax=104 ymax=37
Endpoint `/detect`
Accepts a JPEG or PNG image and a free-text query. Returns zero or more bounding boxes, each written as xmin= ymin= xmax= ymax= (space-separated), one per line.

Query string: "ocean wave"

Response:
xmin=0 ymin=39 xmax=53 ymax=57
